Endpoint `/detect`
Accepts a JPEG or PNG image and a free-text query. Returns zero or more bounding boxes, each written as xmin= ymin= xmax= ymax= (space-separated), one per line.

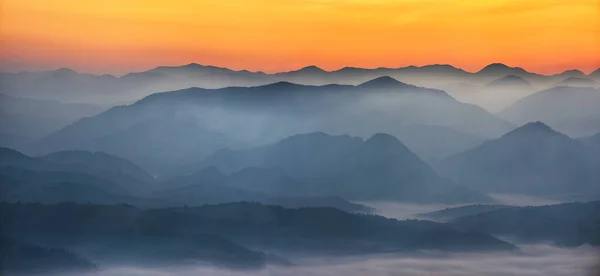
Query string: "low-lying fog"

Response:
xmin=364 ymin=194 xmax=563 ymax=221
xmin=64 ymin=244 xmax=598 ymax=276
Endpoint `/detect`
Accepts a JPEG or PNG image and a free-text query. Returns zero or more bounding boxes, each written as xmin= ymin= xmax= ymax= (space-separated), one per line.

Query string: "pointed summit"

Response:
xmin=358 ymin=76 xmax=408 ymax=89
xmin=501 ymin=121 xmax=561 ymax=139
xmin=590 ymin=68 xmax=600 ymax=78
xmin=557 ymin=69 xmax=585 ymax=78
xmin=486 ymin=75 xmax=530 ymax=87
xmin=297 ymin=65 xmax=326 ymax=72
xmin=363 ymin=133 xmax=412 ymax=155
xmin=477 ymin=63 xmax=528 ymax=76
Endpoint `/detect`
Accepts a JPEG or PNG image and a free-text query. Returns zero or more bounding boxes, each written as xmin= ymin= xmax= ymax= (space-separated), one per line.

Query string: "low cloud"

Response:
xmin=70 ymin=244 xmax=599 ymax=276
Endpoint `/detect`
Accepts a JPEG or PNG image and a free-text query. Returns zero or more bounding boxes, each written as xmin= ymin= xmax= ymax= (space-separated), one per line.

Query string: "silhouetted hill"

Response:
xmin=476 ymin=63 xmax=532 ymax=79
xmin=590 ymin=68 xmax=600 ymax=79
xmin=556 ymin=77 xmax=596 ymax=87
xmin=485 ymin=75 xmax=531 ymax=88
xmin=0 ymin=236 xmax=97 ymax=274
xmin=0 ymin=202 xmax=515 ymax=258
xmin=437 ymin=122 xmax=600 ymax=198
xmin=0 ymin=147 xmax=152 ymax=195
xmin=187 ymin=132 xmax=490 ymax=204
xmin=499 ymin=86 xmax=600 ymax=136
xmin=33 ymin=78 xmax=512 ymax=174
xmin=553 ymin=69 xmax=586 ymax=79
xmin=0 ymin=94 xmax=105 ymax=147
xmin=415 ymin=204 xmax=511 ymax=222
xmin=394 ymin=125 xmax=486 ymax=163
xmin=450 ymin=201 xmax=600 ymax=246
xmin=154 ymin=166 xmax=371 ymax=213
xmin=42 ymin=150 xmax=154 ymax=183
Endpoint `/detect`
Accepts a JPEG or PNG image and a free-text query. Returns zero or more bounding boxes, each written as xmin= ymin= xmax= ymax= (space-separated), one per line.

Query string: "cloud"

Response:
xmin=68 ymin=244 xmax=599 ymax=276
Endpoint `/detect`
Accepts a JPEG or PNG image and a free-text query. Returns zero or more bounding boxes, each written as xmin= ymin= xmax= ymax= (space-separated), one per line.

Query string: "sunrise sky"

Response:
xmin=1 ymin=0 xmax=598 ymax=75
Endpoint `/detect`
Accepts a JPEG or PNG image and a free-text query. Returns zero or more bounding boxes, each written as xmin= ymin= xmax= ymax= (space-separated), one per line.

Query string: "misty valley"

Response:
xmin=1 ymin=64 xmax=600 ymax=275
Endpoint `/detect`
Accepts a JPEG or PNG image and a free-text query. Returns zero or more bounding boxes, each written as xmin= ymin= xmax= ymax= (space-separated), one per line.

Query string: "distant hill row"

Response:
xmin=2 ymin=121 xmax=600 ymax=207
xmin=1 ymin=63 xmax=597 ymax=104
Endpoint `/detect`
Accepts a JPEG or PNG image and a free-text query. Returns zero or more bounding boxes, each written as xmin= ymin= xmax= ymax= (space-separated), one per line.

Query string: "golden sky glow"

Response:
xmin=1 ymin=0 xmax=599 ymax=75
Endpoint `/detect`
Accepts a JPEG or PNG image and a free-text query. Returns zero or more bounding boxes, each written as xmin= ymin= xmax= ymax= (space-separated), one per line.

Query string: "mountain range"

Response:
xmin=29 ymin=76 xmax=513 ymax=173
xmin=437 ymin=122 xmax=600 ymax=199
xmin=178 ymin=132 xmax=490 ymax=204
xmin=499 ymin=86 xmax=600 ymax=136
xmin=0 ymin=147 xmax=371 ymax=212
xmin=2 ymin=63 xmax=597 ymax=105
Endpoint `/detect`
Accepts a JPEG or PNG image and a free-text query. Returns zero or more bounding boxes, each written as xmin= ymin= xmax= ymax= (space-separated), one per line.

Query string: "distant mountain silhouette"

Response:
xmin=153 ymin=167 xmax=372 ymax=213
xmin=187 ymin=132 xmax=491 ymax=204
xmin=499 ymin=86 xmax=600 ymax=136
xmin=0 ymin=148 xmax=152 ymax=195
xmin=556 ymin=77 xmax=596 ymax=87
xmin=437 ymin=122 xmax=600 ymax=198
xmin=394 ymin=125 xmax=486 ymax=163
xmin=357 ymin=76 xmax=411 ymax=89
xmin=415 ymin=204 xmax=511 ymax=222
xmin=476 ymin=63 xmax=532 ymax=79
xmin=590 ymin=68 xmax=600 ymax=79
xmin=450 ymin=201 xmax=600 ymax=246
xmin=0 ymin=148 xmax=371 ymax=211
xmin=553 ymin=69 xmax=586 ymax=79
xmin=485 ymin=75 xmax=531 ymax=88
xmin=0 ymin=94 xmax=105 ymax=148
xmin=33 ymin=78 xmax=512 ymax=174
xmin=1 ymin=63 xmax=586 ymax=105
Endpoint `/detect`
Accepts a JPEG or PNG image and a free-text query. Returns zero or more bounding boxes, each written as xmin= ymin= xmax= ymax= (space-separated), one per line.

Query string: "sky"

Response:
xmin=1 ymin=0 xmax=599 ymax=75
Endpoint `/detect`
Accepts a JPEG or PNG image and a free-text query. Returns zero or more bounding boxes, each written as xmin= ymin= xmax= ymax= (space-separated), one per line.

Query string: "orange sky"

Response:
xmin=1 ymin=0 xmax=599 ymax=75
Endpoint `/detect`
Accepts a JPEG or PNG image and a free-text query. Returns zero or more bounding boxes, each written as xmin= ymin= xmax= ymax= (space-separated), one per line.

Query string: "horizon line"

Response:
xmin=2 ymin=62 xmax=599 ymax=78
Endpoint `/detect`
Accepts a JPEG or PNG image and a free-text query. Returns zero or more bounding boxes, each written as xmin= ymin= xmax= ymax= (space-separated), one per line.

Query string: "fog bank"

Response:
xmin=66 ymin=245 xmax=598 ymax=276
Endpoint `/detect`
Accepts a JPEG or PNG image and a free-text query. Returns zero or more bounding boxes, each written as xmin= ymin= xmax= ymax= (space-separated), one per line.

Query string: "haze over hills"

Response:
xmin=450 ymin=201 xmax=600 ymax=246
xmin=30 ymin=77 xmax=513 ymax=173
xmin=0 ymin=202 xmax=515 ymax=261
xmin=2 ymin=62 xmax=600 ymax=276
xmin=181 ymin=132 xmax=490 ymax=204
xmin=499 ymin=86 xmax=600 ymax=136
xmin=1 ymin=62 xmax=597 ymax=106
xmin=0 ymin=94 xmax=105 ymax=150
xmin=0 ymin=147 xmax=374 ymax=212
xmin=437 ymin=122 xmax=600 ymax=199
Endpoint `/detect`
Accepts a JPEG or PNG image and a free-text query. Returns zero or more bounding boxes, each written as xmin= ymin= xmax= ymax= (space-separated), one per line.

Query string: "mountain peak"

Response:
xmin=559 ymin=69 xmax=584 ymax=75
xmin=291 ymin=65 xmax=326 ymax=73
xmin=183 ymin=62 xmax=205 ymax=68
xmin=486 ymin=75 xmax=530 ymax=87
xmin=501 ymin=121 xmax=561 ymax=139
xmin=52 ymin=68 xmax=77 ymax=76
xmin=358 ymin=76 xmax=406 ymax=88
xmin=478 ymin=63 xmax=527 ymax=75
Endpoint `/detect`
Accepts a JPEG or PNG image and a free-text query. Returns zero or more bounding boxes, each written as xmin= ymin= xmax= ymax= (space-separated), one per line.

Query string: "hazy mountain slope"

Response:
xmin=437 ymin=122 xmax=600 ymax=198
xmin=0 ymin=147 xmax=152 ymax=195
xmin=394 ymin=125 xmax=486 ymax=163
xmin=0 ymin=237 xmax=97 ymax=274
xmin=0 ymin=202 xmax=515 ymax=256
xmin=188 ymin=132 xmax=490 ymax=204
xmin=154 ymin=167 xmax=372 ymax=213
xmin=486 ymin=75 xmax=531 ymax=88
xmin=42 ymin=150 xmax=154 ymax=183
xmin=450 ymin=201 xmax=600 ymax=246
xmin=0 ymin=94 xmax=105 ymax=147
xmin=415 ymin=204 xmax=511 ymax=222
xmin=499 ymin=86 xmax=600 ymax=136
xmin=0 ymin=167 xmax=134 ymax=203
xmin=32 ymin=77 xmax=512 ymax=174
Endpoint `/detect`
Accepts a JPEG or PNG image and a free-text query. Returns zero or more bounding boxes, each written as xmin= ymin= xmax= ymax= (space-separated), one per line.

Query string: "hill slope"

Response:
xmin=437 ymin=122 xmax=600 ymax=198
